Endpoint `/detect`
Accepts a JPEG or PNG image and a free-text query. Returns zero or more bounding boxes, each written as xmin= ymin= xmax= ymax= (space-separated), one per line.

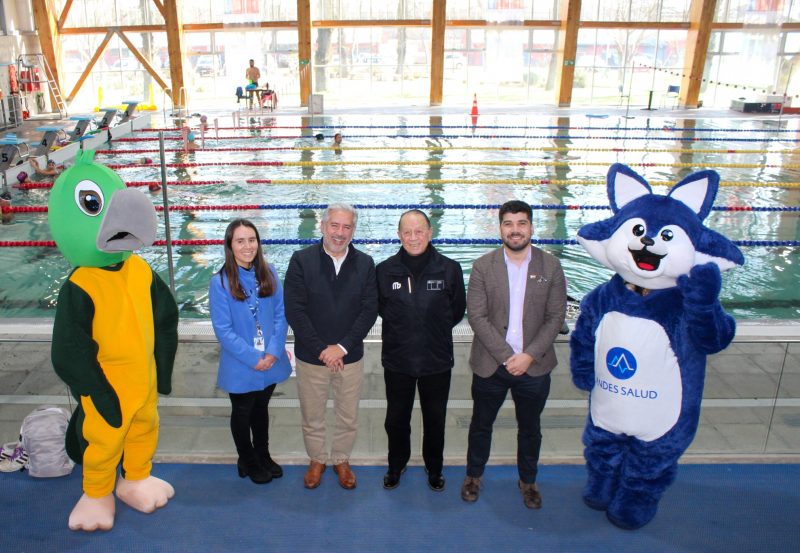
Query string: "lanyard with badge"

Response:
xmin=246 ymin=286 xmax=265 ymax=351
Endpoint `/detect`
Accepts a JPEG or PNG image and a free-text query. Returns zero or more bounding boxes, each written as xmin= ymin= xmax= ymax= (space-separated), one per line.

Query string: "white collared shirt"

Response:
xmin=323 ymin=244 xmax=349 ymax=354
xmin=504 ymin=247 xmax=531 ymax=354
xmin=324 ymin=245 xmax=349 ymax=275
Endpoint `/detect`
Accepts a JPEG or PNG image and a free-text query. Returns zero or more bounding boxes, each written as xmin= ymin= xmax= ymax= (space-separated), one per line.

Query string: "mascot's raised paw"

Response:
xmin=677 ymin=262 xmax=722 ymax=307
xmin=116 ymin=475 xmax=175 ymax=513
xmin=68 ymin=493 xmax=115 ymax=532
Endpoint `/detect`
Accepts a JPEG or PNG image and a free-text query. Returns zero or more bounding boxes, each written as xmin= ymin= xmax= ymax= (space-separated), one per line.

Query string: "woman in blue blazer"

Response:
xmin=209 ymin=219 xmax=291 ymax=484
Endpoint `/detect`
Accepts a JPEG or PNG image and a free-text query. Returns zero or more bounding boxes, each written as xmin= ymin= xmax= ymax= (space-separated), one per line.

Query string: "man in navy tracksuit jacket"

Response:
xmin=284 ymin=204 xmax=378 ymax=490
xmin=376 ymin=210 xmax=466 ymax=492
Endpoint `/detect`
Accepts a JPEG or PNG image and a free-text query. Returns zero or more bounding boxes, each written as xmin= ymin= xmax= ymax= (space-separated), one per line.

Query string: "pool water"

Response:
xmin=2 ymin=113 xmax=798 ymax=320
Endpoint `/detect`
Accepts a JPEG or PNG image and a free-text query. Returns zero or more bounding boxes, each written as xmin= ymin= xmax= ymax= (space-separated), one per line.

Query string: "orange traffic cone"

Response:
xmin=470 ymin=94 xmax=479 ymax=116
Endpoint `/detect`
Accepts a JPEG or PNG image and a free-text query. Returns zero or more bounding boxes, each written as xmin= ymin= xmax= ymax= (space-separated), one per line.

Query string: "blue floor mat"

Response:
xmin=4 ymin=463 xmax=799 ymax=552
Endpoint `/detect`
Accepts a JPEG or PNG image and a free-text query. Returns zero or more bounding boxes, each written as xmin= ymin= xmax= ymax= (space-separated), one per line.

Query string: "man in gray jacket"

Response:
xmin=461 ymin=200 xmax=567 ymax=509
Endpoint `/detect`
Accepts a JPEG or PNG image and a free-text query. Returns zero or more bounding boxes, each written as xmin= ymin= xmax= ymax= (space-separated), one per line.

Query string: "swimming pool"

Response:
xmin=2 ymin=112 xmax=798 ymax=320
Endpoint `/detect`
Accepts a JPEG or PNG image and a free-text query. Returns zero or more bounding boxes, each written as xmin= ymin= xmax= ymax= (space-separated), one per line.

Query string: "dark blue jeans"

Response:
xmin=384 ymin=369 xmax=451 ymax=475
xmin=466 ymin=366 xmax=551 ymax=483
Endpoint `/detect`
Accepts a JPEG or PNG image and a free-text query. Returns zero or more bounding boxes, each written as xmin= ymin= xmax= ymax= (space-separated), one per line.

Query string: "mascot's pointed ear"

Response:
xmin=668 ymin=170 xmax=719 ymax=221
xmin=607 ymin=163 xmax=652 ymax=213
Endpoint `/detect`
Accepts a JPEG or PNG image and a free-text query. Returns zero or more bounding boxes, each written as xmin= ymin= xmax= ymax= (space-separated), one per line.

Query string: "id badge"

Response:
xmin=254 ymin=335 xmax=265 ymax=351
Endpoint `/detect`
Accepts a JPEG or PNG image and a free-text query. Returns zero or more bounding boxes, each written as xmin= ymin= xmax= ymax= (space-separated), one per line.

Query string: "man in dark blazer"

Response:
xmin=284 ymin=204 xmax=378 ymax=490
xmin=461 ymin=200 xmax=567 ymax=509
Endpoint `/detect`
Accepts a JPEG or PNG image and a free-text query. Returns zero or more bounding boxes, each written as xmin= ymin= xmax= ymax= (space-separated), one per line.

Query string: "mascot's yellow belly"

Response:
xmin=70 ymin=255 xmax=156 ymax=405
xmin=70 ymin=255 xmax=162 ymax=497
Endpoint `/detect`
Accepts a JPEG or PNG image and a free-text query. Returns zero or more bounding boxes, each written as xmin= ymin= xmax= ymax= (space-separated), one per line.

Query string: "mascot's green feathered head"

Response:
xmin=47 ymin=150 xmax=157 ymax=268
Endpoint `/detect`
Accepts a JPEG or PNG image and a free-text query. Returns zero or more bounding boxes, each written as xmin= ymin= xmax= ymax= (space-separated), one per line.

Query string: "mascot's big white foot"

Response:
xmin=68 ymin=493 xmax=115 ymax=532
xmin=116 ymin=475 xmax=175 ymax=513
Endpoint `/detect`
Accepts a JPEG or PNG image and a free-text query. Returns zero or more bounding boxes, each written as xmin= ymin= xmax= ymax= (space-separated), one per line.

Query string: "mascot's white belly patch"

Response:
xmin=590 ymin=311 xmax=682 ymax=441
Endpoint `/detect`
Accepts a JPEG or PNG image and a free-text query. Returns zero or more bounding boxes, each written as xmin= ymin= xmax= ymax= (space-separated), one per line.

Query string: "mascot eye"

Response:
xmin=73 ymin=180 xmax=104 ymax=217
xmin=632 ymin=224 xmax=645 ymax=237
xmin=661 ymin=229 xmax=674 ymax=241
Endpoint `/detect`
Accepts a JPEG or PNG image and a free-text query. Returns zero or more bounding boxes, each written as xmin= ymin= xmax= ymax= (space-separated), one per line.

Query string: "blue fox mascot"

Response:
xmin=570 ymin=163 xmax=744 ymax=529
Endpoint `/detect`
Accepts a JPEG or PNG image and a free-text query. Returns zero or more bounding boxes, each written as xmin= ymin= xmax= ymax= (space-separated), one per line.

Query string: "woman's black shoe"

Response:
xmin=262 ymin=455 xmax=283 ymax=479
xmin=237 ymin=457 xmax=273 ymax=484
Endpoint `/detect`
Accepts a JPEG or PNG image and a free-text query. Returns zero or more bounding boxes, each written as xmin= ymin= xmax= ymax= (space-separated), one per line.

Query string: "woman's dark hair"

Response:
xmin=219 ymin=218 xmax=274 ymax=301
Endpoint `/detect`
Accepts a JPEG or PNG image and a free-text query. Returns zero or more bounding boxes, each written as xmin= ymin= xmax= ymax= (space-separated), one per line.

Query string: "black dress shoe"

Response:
xmin=383 ymin=467 xmax=406 ymax=490
xmin=427 ymin=473 xmax=445 ymax=492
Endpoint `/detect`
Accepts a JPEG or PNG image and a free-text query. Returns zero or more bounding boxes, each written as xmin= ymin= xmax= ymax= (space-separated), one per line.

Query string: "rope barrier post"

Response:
xmin=643 ymin=90 xmax=656 ymax=111
xmin=214 ymin=117 xmax=219 ymax=139
xmin=158 ymin=131 xmax=176 ymax=296
xmin=200 ymin=126 xmax=205 ymax=149
xmin=778 ymin=63 xmax=793 ymax=126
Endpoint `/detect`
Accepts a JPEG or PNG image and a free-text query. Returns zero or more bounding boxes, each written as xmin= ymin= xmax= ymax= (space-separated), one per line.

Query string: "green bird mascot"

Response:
xmin=48 ymin=151 xmax=178 ymax=531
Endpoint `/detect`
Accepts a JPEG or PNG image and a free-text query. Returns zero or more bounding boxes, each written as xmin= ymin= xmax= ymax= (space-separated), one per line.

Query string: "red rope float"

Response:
xmin=125 ymin=180 xmax=226 ymax=187
xmin=153 ymin=239 xmax=224 ymax=246
xmin=112 ymin=135 xmax=300 ymax=141
xmin=0 ymin=240 xmax=56 ymax=247
xmin=107 ymin=161 xmax=285 ymax=169
xmin=96 ymin=147 xmax=296 ymax=154
xmin=14 ymin=182 xmax=55 ymax=190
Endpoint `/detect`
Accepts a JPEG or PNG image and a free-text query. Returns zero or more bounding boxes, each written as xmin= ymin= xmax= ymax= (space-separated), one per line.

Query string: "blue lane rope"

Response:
xmin=250 ymin=238 xmax=800 ymax=247
xmin=253 ymin=203 xmax=799 ymax=213
xmin=300 ymin=124 xmax=800 ymax=133
xmin=131 ymin=133 xmax=800 ymax=142
xmin=272 ymin=203 xmax=799 ymax=213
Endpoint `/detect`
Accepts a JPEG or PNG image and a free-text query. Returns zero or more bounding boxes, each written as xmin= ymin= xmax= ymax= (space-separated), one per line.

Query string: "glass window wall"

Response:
xmin=442 ymin=27 xmax=557 ymax=105
xmin=183 ymin=1 xmax=296 ymax=24
xmin=581 ymin=0 xmax=691 ymax=22
xmin=715 ymin=0 xmax=789 ymax=23
xmin=703 ymin=30 xmax=786 ymax=108
xmin=573 ymin=28 xmax=686 ymax=106
xmin=311 ymin=1 xmax=430 ymax=20
xmin=446 ymin=1 xmax=561 ymax=20
xmin=58 ymin=0 xmax=161 ymax=27
xmin=310 ymin=27 xmax=430 ymax=106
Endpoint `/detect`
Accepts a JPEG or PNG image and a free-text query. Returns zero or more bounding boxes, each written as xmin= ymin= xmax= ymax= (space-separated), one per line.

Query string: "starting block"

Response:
xmin=0 ymin=134 xmax=31 ymax=171
xmin=68 ymin=115 xmax=97 ymax=141
xmin=33 ymin=126 xmax=67 ymax=156
xmin=97 ymin=108 xmax=119 ymax=128
xmin=119 ymin=100 xmax=140 ymax=123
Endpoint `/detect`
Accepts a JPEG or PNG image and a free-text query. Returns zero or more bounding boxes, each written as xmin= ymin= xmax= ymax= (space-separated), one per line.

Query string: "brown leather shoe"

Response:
xmin=461 ymin=476 xmax=481 ymax=502
xmin=303 ymin=461 xmax=326 ymax=489
xmin=518 ymin=480 xmax=542 ymax=509
xmin=333 ymin=462 xmax=357 ymax=489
